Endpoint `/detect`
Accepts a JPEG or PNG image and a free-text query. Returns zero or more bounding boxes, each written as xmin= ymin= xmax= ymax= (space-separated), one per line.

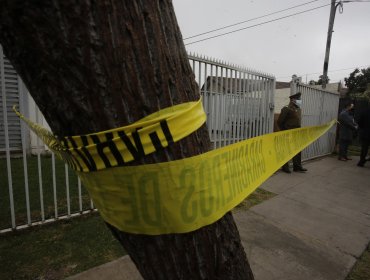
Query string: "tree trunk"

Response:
xmin=0 ymin=1 xmax=254 ymax=279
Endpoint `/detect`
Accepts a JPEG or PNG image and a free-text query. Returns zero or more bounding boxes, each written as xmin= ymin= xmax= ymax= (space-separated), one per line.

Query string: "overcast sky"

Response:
xmin=172 ymin=0 xmax=370 ymax=84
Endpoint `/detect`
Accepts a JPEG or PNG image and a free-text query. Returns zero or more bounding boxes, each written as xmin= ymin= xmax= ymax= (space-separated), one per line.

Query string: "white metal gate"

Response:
xmin=293 ymin=78 xmax=339 ymax=160
xmin=189 ymin=54 xmax=275 ymax=148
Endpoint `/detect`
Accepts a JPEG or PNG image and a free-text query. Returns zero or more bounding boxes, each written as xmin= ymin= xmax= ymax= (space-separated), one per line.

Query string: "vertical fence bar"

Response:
xmin=237 ymin=71 xmax=243 ymax=142
xmin=78 ymin=177 xmax=82 ymax=212
xmin=35 ymin=107 xmax=45 ymax=222
xmin=65 ymin=164 xmax=71 ymax=217
xmin=255 ymin=76 xmax=260 ymax=136
xmin=203 ymin=61 xmax=208 ymax=111
xmin=241 ymin=72 xmax=247 ymax=139
xmin=219 ymin=67 xmax=224 ymax=147
xmin=250 ymin=73 xmax=255 ymax=137
xmin=263 ymin=78 xmax=269 ymax=134
xmin=245 ymin=72 xmax=251 ymax=139
xmin=223 ymin=68 xmax=228 ymax=145
xmin=233 ymin=70 xmax=239 ymax=143
xmin=257 ymin=76 xmax=262 ymax=136
xmin=225 ymin=68 xmax=230 ymax=146
xmin=265 ymin=79 xmax=270 ymax=133
xmin=19 ymin=78 xmax=31 ymax=225
xmin=232 ymin=70 xmax=237 ymax=143
xmin=250 ymin=74 xmax=256 ymax=138
xmin=263 ymin=78 xmax=268 ymax=134
xmin=229 ymin=69 xmax=235 ymax=144
xmin=208 ymin=64 xmax=214 ymax=146
xmin=37 ymin=153 xmax=45 ymax=221
xmin=262 ymin=78 xmax=267 ymax=135
xmin=271 ymin=78 xmax=276 ymax=133
xmin=215 ymin=66 xmax=220 ymax=148
xmin=213 ymin=66 xmax=218 ymax=148
xmin=52 ymin=152 xmax=58 ymax=218
xmin=197 ymin=60 xmax=202 ymax=90
xmin=192 ymin=59 xmax=195 ymax=79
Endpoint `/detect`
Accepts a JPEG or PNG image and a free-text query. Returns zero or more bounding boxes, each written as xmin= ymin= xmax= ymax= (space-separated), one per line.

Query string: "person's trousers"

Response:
xmin=338 ymin=139 xmax=351 ymax=159
xmin=282 ymin=152 xmax=302 ymax=170
xmin=359 ymin=138 xmax=370 ymax=164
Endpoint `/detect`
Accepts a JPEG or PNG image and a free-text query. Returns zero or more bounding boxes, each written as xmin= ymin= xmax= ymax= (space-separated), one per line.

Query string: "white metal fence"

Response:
xmin=1 ymin=50 xmax=337 ymax=234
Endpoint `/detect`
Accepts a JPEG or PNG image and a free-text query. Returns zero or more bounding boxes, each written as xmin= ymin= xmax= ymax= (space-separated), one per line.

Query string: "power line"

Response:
xmin=184 ymin=0 xmax=324 ymax=40
xmin=184 ymin=0 xmax=370 ymax=46
xmin=184 ymin=0 xmax=326 ymax=41
xmin=185 ymin=4 xmax=331 ymax=46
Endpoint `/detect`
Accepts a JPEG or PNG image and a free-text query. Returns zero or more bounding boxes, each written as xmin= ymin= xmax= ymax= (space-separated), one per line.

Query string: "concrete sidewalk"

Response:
xmin=67 ymin=155 xmax=370 ymax=280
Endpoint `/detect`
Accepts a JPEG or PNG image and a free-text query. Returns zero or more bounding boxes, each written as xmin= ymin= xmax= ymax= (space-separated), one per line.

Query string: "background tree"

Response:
xmin=0 ymin=1 xmax=254 ymax=279
xmin=344 ymin=67 xmax=370 ymax=94
xmin=317 ymin=75 xmax=330 ymax=85
xmin=308 ymin=75 xmax=330 ymax=86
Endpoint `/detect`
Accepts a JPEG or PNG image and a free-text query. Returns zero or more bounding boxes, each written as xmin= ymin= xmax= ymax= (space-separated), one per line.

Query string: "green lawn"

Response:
xmin=0 ymin=154 xmax=125 ymax=279
xmin=346 ymin=244 xmax=370 ymax=280
xmin=0 ymin=213 xmax=125 ymax=280
xmin=234 ymin=188 xmax=276 ymax=211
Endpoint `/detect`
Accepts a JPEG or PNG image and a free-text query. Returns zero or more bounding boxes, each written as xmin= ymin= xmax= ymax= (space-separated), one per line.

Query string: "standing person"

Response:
xmin=357 ymin=106 xmax=370 ymax=167
xmin=277 ymin=92 xmax=307 ymax=173
xmin=338 ymin=102 xmax=358 ymax=161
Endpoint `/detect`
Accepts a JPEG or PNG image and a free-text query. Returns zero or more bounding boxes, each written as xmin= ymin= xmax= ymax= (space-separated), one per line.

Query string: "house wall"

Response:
xmin=274 ymin=88 xmax=290 ymax=113
xmin=0 ymin=50 xmax=23 ymax=152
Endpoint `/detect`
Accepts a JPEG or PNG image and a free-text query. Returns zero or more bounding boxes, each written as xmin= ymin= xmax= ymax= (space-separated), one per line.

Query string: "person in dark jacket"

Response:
xmin=357 ymin=107 xmax=370 ymax=167
xmin=277 ymin=92 xmax=307 ymax=173
xmin=338 ymin=102 xmax=358 ymax=161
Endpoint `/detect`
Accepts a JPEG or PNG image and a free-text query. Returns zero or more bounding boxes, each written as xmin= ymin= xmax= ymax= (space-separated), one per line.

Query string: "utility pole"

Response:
xmin=322 ymin=0 xmax=343 ymax=89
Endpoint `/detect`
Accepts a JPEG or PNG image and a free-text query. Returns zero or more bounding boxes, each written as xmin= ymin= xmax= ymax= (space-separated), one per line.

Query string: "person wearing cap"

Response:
xmin=277 ymin=92 xmax=307 ymax=173
xmin=337 ymin=102 xmax=358 ymax=161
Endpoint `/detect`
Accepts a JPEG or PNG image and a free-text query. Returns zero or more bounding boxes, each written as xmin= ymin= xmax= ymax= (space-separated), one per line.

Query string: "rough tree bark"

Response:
xmin=0 ymin=1 xmax=254 ymax=279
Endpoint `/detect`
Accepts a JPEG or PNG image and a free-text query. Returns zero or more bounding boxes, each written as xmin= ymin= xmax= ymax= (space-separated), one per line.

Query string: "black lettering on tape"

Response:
xmin=91 ymin=133 xmax=124 ymax=168
xmin=68 ymin=136 xmax=97 ymax=171
xmin=117 ymin=130 xmax=145 ymax=160
xmin=149 ymin=120 xmax=174 ymax=152
xmin=160 ymin=120 xmax=174 ymax=145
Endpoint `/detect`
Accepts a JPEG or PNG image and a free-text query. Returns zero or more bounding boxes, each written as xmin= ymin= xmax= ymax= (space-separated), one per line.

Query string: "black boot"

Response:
xmin=293 ymin=166 xmax=307 ymax=172
xmin=357 ymin=160 xmax=365 ymax=167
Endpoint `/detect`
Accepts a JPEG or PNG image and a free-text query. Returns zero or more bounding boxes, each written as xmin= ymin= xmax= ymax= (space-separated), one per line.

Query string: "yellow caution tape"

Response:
xmin=15 ymin=102 xmax=336 ymax=235
xmin=14 ymin=99 xmax=206 ymax=172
